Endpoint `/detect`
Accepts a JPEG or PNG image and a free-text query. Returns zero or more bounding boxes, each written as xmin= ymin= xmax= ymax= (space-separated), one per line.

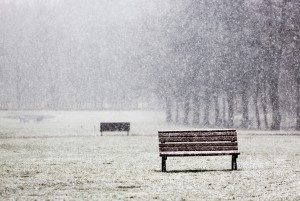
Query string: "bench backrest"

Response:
xmin=100 ymin=122 xmax=130 ymax=132
xmin=158 ymin=130 xmax=238 ymax=152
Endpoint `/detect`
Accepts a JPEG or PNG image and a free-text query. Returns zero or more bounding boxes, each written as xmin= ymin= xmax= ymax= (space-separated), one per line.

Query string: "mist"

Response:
xmin=1 ymin=1 xmax=300 ymax=200
xmin=1 ymin=0 xmax=300 ymax=130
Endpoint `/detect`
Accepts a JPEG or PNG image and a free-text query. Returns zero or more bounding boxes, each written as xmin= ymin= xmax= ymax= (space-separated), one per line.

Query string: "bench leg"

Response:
xmin=101 ymin=131 xmax=103 ymax=136
xmin=127 ymin=131 xmax=129 ymax=136
xmin=231 ymin=155 xmax=237 ymax=170
xmin=162 ymin=156 xmax=167 ymax=172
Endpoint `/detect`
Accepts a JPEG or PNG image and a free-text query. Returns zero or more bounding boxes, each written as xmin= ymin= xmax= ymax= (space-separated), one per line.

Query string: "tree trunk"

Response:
xmin=166 ymin=97 xmax=172 ymax=122
xmin=16 ymin=65 xmax=21 ymax=110
xmin=269 ymin=75 xmax=281 ymax=130
xmin=241 ymin=83 xmax=249 ymax=128
xmin=222 ymin=96 xmax=226 ymax=126
xmin=254 ymin=82 xmax=261 ymax=129
xmin=192 ymin=94 xmax=200 ymax=125
xmin=227 ymin=91 xmax=234 ymax=127
xmin=296 ymin=66 xmax=300 ymax=130
xmin=269 ymin=50 xmax=281 ymax=130
xmin=261 ymin=78 xmax=269 ymax=129
xmin=203 ymin=89 xmax=210 ymax=126
xmin=175 ymin=100 xmax=179 ymax=123
xmin=213 ymin=94 xmax=221 ymax=126
xmin=183 ymin=96 xmax=190 ymax=125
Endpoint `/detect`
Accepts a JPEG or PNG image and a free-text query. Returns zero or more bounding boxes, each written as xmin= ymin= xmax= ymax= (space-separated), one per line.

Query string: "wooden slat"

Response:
xmin=160 ymin=146 xmax=238 ymax=152
xmin=159 ymin=136 xmax=237 ymax=143
xmin=100 ymin=122 xmax=130 ymax=132
xmin=159 ymin=150 xmax=240 ymax=157
xmin=159 ymin=132 xmax=236 ymax=138
xmin=159 ymin=142 xmax=238 ymax=147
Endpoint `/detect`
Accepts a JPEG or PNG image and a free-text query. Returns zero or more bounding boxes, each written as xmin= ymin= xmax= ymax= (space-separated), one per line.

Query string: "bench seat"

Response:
xmin=160 ymin=150 xmax=240 ymax=157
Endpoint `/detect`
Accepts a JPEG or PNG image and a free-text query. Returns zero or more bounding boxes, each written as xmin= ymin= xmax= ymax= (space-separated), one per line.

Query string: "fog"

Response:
xmin=1 ymin=0 xmax=299 ymax=130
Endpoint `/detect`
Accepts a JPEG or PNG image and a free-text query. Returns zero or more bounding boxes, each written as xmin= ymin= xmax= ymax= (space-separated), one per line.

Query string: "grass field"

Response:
xmin=0 ymin=111 xmax=300 ymax=200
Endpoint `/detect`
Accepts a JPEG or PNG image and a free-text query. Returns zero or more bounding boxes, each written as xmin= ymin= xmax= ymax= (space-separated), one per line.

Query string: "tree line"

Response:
xmin=146 ymin=0 xmax=300 ymax=130
xmin=0 ymin=0 xmax=160 ymax=110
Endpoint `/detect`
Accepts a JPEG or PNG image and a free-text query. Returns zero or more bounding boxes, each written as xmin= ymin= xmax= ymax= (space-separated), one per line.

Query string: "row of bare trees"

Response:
xmin=0 ymin=0 xmax=159 ymax=110
xmin=150 ymin=0 xmax=300 ymax=130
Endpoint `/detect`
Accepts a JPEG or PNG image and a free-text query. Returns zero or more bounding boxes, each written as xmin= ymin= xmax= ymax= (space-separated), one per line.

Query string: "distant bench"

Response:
xmin=158 ymin=129 xmax=240 ymax=172
xmin=100 ymin=122 xmax=130 ymax=136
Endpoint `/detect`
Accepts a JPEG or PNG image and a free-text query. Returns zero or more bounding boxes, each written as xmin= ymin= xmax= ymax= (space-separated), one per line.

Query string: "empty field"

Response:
xmin=0 ymin=111 xmax=300 ymax=200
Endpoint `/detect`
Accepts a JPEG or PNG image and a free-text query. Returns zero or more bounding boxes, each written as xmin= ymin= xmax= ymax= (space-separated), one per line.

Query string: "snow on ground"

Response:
xmin=0 ymin=111 xmax=300 ymax=200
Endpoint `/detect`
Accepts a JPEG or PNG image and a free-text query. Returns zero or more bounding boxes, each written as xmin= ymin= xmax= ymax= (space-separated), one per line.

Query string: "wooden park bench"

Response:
xmin=158 ymin=129 xmax=240 ymax=172
xmin=100 ymin=122 xmax=130 ymax=136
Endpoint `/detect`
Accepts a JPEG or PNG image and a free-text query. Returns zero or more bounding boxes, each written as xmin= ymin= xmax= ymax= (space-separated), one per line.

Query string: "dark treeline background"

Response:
xmin=0 ymin=0 xmax=299 ymax=130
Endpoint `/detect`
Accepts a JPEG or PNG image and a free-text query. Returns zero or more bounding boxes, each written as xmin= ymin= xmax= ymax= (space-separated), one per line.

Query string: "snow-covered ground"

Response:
xmin=0 ymin=111 xmax=300 ymax=200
